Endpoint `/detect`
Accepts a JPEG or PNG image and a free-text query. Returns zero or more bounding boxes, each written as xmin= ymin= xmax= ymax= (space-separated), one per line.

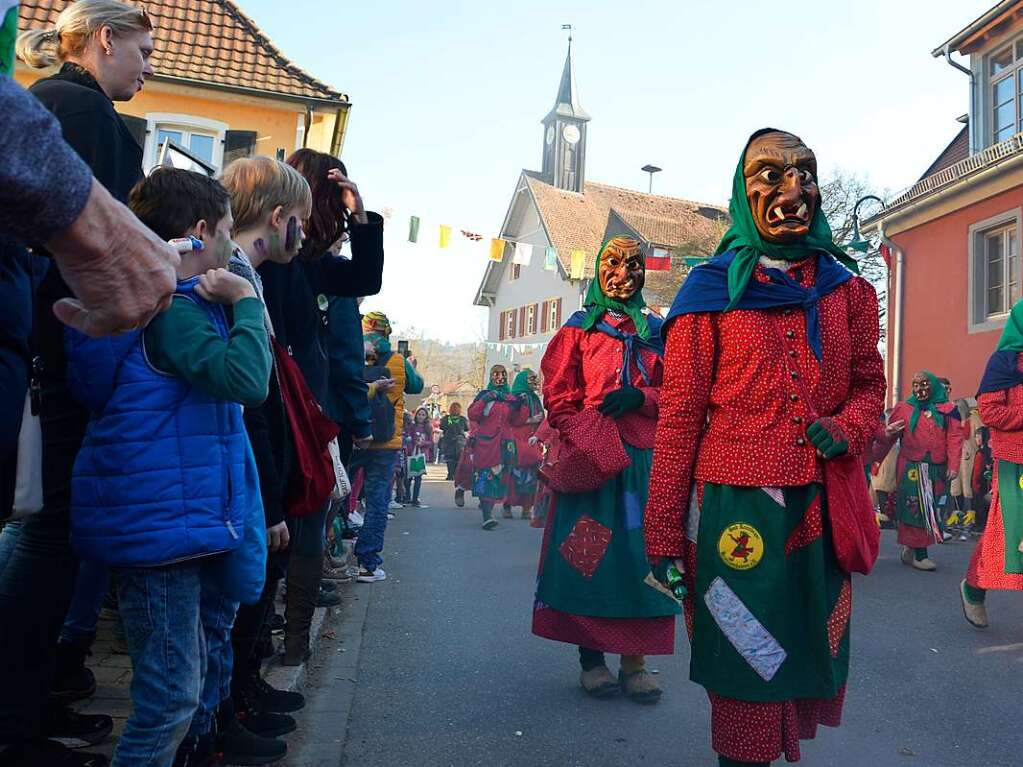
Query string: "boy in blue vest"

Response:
xmin=67 ymin=168 xmax=273 ymax=767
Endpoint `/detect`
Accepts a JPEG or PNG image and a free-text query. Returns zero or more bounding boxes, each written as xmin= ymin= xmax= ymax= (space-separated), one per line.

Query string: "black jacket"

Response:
xmin=258 ymin=214 xmax=384 ymax=405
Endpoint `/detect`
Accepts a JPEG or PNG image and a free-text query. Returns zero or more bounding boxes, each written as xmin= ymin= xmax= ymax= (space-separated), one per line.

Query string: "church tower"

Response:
xmin=541 ymin=37 xmax=589 ymax=194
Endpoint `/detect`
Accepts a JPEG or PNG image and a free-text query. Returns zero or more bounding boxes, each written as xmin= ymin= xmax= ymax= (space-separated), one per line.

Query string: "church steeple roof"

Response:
xmin=545 ymin=40 xmax=589 ymax=122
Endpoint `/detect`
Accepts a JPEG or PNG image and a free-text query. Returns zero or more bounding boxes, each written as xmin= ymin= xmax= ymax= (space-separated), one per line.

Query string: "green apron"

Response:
xmin=996 ymin=460 xmax=1023 ymax=574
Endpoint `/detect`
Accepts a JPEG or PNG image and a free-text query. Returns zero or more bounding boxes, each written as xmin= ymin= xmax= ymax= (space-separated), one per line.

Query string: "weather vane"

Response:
xmin=562 ymin=23 xmax=574 ymax=49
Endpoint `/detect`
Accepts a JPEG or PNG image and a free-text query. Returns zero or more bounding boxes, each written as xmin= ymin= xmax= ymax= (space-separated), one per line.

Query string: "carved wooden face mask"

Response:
xmin=598 ymin=237 xmax=645 ymax=301
xmin=490 ymin=366 xmax=508 ymax=387
xmin=911 ymin=373 xmax=932 ymax=403
xmin=743 ymin=132 xmax=820 ymax=244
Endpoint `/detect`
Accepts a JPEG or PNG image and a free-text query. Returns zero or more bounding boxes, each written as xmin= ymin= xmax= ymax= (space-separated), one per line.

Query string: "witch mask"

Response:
xmin=598 ymin=237 xmax=645 ymax=301
xmin=743 ymin=132 xmax=819 ymax=244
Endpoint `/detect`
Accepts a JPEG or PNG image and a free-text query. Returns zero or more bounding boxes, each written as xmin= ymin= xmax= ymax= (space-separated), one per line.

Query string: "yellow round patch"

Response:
xmin=1018 ymin=475 xmax=1023 ymax=491
xmin=717 ymin=523 xmax=765 ymax=571
xmin=907 ymin=468 xmax=919 ymax=482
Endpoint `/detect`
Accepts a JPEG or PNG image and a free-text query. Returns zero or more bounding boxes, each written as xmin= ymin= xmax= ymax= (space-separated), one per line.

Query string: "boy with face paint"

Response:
xmin=532 ymin=237 xmax=680 ymax=703
xmin=467 ymin=365 xmax=529 ymax=527
xmin=645 ymin=131 xmax=886 ymax=766
xmin=870 ymin=371 xmax=963 ymax=571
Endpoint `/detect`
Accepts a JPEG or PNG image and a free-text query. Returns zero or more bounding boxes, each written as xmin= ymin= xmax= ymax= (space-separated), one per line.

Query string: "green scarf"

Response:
xmin=996 ymin=299 xmax=1023 ymax=352
xmin=581 ymin=239 xmax=651 ymax=340
xmin=906 ymin=370 xmax=948 ymax=433
xmin=717 ymin=128 xmax=860 ymax=310
xmin=512 ymin=370 xmax=543 ymax=415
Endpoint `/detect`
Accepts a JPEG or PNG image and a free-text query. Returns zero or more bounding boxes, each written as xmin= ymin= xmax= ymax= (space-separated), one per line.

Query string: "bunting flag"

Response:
xmin=489 ymin=238 xmax=505 ymax=262
xmin=0 ymin=1 xmax=18 ymax=76
xmin=408 ymin=216 xmax=420 ymax=244
xmin=461 ymin=230 xmax=483 ymax=241
xmin=570 ymin=249 xmax=586 ymax=280
xmin=646 ymin=247 xmax=671 ymax=272
xmin=513 ymin=242 xmax=533 ymax=266
xmin=439 ymin=225 xmax=452 ymax=249
xmin=544 ymin=246 xmax=558 ymax=271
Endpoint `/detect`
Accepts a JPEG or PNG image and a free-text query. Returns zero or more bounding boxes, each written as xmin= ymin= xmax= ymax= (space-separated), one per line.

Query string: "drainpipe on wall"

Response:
xmin=879 ymin=221 xmax=904 ymax=407
xmin=943 ymin=45 xmax=977 ymax=155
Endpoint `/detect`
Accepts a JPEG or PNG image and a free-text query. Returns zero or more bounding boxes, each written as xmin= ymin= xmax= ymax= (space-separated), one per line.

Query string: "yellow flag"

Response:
xmin=439 ymin=225 xmax=452 ymax=249
xmin=570 ymin=249 xmax=586 ymax=279
xmin=489 ymin=238 xmax=505 ymax=262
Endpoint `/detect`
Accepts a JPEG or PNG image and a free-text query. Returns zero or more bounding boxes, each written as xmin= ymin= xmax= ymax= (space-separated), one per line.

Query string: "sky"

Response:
xmin=239 ymin=0 xmax=993 ymax=343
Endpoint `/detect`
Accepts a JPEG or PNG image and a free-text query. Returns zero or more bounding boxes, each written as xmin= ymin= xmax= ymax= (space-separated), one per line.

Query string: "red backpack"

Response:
xmin=272 ymin=338 xmax=339 ymax=518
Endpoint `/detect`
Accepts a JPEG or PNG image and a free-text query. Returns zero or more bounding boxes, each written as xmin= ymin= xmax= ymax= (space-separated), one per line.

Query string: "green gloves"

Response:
xmin=807 ymin=417 xmax=849 ymax=459
xmin=597 ymin=386 xmax=644 ymax=419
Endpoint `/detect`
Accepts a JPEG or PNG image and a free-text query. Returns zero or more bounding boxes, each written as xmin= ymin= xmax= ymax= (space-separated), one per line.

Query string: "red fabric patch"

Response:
xmin=827 ymin=577 xmax=852 ymax=658
xmin=785 ymin=495 xmax=823 ymax=555
xmin=558 ymin=515 xmax=612 ymax=579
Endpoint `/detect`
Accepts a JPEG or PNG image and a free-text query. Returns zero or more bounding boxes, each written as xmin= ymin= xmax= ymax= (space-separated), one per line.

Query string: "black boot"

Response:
xmin=171 ymin=733 xmax=216 ymax=767
xmin=42 ymin=700 xmax=112 ymax=748
xmin=215 ymin=698 xmax=286 ymax=766
xmin=0 ymin=739 xmax=108 ymax=767
xmin=284 ymin=556 xmax=321 ymax=666
xmin=52 ymin=636 xmax=97 ymax=702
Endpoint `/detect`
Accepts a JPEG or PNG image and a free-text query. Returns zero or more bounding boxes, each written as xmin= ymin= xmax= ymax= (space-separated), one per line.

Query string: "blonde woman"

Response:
xmin=2 ymin=4 xmax=155 ymax=767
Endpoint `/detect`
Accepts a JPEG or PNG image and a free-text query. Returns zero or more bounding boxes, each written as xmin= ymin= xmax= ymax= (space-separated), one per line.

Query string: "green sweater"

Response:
xmin=145 ymin=296 xmax=271 ymax=407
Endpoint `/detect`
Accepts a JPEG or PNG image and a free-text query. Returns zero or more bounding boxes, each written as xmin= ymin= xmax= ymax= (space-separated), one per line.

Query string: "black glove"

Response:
xmin=597 ymin=386 xmax=644 ymax=419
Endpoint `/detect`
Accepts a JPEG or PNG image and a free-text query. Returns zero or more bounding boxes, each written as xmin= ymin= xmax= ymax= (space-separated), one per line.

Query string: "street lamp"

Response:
xmin=641 ymin=164 xmax=662 ymax=194
xmin=846 ymin=195 xmax=884 ymax=254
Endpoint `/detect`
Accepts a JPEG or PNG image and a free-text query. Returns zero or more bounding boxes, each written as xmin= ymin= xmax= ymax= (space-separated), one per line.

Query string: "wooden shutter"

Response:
xmin=519 ymin=306 xmax=527 ymax=337
xmin=498 ymin=310 xmax=506 ymax=341
xmin=541 ymin=300 xmax=550 ymax=333
xmin=531 ymin=303 xmax=539 ymax=335
xmin=119 ymin=114 xmax=148 ymax=151
xmin=223 ymin=130 xmax=258 ymax=166
xmin=554 ymin=298 xmax=562 ymax=327
xmin=510 ymin=308 xmax=517 ymax=338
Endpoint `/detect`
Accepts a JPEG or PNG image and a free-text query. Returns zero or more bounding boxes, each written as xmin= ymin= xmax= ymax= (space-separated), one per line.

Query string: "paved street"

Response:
xmin=314 ymin=472 xmax=1022 ymax=767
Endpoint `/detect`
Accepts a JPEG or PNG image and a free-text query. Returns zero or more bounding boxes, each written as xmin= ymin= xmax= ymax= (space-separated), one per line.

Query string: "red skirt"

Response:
xmin=453 ymin=447 xmax=472 ymax=491
xmin=966 ymin=465 xmax=1023 ymax=592
xmin=531 ymin=605 xmax=675 ymax=655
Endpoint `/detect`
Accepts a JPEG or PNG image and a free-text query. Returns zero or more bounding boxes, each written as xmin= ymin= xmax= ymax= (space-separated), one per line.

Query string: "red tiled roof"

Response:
xmin=919 ymin=125 xmax=969 ymax=180
xmin=19 ymin=0 xmax=348 ymax=104
xmin=523 ymin=172 xmax=727 ymax=280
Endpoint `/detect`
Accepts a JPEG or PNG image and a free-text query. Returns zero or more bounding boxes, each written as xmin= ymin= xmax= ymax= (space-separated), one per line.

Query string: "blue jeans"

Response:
xmin=59 ymin=560 xmax=110 ymax=643
xmin=114 ymin=558 xmax=237 ymax=767
xmin=353 ymin=449 xmax=399 ymax=572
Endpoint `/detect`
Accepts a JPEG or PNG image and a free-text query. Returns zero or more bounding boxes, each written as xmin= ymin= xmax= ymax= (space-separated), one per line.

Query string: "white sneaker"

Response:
xmin=388 ymin=501 xmax=403 ymax=510
xmin=348 ymin=510 xmax=364 ymax=528
xmin=357 ymin=568 xmax=386 ymax=583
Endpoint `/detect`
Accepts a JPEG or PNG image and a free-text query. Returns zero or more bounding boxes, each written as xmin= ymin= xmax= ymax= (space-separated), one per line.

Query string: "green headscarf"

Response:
xmin=512 ymin=369 xmax=543 ymax=415
xmin=906 ymin=370 xmax=948 ymax=433
xmin=486 ymin=365 xmax=510 ymax=394
xmin=717 ymin=128 xmax=860 ymax=311
xmin=996 ymin=299 xmax=1023 ymax=352
xmin=581 ymin=237 xmax=651 ymax=340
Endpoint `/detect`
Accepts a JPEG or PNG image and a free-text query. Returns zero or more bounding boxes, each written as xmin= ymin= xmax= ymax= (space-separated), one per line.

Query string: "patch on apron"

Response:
xmin=717 ymin=523 xmax=764 ymax=571
xmin=558 ymin=515 xmax=612 ymax=579
xmin=623 ymin=490 xmax=642 ymax=530
xmin=704 ymin=576 xmax=787 ymax=682
xmin=761 ymin=487 xmax=785 ymax=507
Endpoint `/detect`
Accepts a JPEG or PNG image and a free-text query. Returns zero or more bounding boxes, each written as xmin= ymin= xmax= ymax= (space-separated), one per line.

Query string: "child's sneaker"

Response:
xmin=357 ymin=568 xmax=387 ymax=583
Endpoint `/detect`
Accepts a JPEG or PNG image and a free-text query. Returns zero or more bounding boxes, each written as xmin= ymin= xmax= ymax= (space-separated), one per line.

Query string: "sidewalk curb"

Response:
xmin=262 ymin=603 xmax=330 ymax=695
xmin=282 ymin=580 xmax=371 ymax=766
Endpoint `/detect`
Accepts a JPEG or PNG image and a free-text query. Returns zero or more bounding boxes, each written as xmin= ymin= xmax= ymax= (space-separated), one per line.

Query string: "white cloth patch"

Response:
xmin=761 ymin=487 xmax=785 ymax=507
xmin=686 ymin=487 xmax=701 ymax=543
xmin=704 ymin=576 xmax=787 ymax=682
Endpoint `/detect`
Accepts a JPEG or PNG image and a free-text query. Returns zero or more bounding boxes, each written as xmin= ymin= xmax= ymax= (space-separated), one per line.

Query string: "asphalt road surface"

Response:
xmin=335 ymin=474 xmax=1022 ymax=767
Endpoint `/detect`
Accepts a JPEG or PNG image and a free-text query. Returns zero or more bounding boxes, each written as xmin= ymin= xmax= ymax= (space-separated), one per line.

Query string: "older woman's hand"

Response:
xmin=47 ymin=180 xmax=179 ymax=336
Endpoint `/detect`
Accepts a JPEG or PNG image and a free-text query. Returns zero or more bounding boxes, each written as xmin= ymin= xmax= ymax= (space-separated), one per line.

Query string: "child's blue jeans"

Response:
xmin=113 ymin=557 xmax=238 ymax=767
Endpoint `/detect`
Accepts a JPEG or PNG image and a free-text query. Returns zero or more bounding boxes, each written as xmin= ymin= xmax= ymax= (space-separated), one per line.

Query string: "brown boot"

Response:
xmin=619 ymin=655 xmax=661 ymax=703
xmin=283 ymin=555 xmax=321 ymax=666
xmin=579 ymin=665 xmax=619 ymax=698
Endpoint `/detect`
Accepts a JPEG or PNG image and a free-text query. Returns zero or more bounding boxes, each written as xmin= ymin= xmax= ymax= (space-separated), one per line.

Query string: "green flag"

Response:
xmin=408 ymin=215 xmax=420 ymax=244
xmin=0 ymin=1 xmax=18 ymax=76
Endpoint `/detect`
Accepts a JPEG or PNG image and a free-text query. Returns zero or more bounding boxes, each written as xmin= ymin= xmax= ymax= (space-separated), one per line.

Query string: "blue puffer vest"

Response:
xmin=69 ymin=279 xmax=252 ymax=569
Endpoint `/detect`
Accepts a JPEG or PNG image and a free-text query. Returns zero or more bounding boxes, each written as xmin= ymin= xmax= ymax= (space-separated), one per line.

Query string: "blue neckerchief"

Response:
xmin=977 ymin=350 xmax=1023 ymax=396
xmin=662 ymin=250 xmax=854 ymax=361
xmin=564 ymin=311 xmax=664 ymax=387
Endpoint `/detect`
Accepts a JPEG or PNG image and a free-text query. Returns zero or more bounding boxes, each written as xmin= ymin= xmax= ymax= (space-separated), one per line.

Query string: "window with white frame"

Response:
xmin=989 ymin=40 xmax=1023 ymax=144
xmin=143 ymin=113 xmax=228 ymax=172
xmin=970 ymin=209 xmax=1022 ymax=331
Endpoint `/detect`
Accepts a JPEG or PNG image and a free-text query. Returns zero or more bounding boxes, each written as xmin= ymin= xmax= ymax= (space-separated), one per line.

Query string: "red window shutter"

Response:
xmin=541 ymin=300 xmax=550 ymax=333
xmin=531 ymin=303 xmax=539 ymax=334
xmin=498 ymin=310 xmax=506 ymax=341
xmin=519 ymin=306 xmax=526 ymax=336
xmin=555 ymin=298 xmax=562 ymax=327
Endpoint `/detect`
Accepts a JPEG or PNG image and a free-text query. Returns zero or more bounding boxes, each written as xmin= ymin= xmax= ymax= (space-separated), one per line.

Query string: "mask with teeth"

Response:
xmin=598 ymin=237 xmax=645 ymax=301
xmin=743 ymin=131 xmax=820 ymax=247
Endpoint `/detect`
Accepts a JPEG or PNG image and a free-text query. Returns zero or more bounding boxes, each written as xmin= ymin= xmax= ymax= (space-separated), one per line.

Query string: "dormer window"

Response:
xmin=990 ymin=40 xmax=1023 ymax=144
